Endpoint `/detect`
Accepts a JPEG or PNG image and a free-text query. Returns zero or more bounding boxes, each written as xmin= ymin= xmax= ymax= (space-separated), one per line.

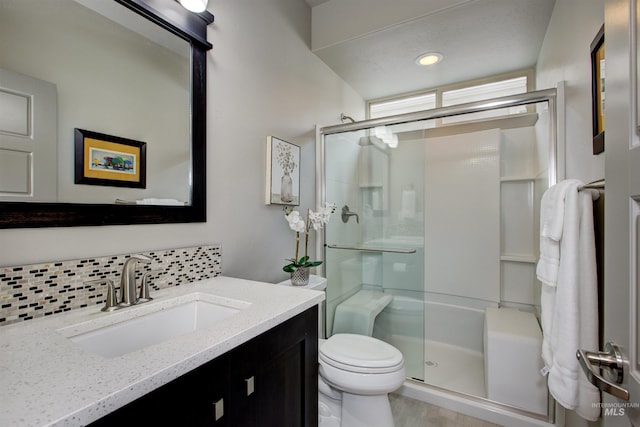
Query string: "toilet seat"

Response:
xmin=320 ymin=333 xmax=404 ymax=374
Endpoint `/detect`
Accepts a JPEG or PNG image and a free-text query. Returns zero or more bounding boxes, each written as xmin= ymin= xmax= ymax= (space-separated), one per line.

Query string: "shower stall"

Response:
xmin=317 ymin=89 xmax=558 ymax=426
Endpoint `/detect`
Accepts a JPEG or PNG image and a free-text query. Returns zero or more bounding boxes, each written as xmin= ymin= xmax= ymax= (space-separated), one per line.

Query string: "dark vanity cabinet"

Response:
xmin=90 ymin=307 xmax=318 ymax=427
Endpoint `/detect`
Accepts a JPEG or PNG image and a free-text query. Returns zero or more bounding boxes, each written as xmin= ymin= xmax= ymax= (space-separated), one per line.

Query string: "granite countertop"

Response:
xmin=0 ymin=276 xmax=324 ymax=427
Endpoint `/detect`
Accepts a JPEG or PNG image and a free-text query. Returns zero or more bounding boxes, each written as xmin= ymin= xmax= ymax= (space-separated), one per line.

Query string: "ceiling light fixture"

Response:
xmin=415 ymin=52 xmax=443 ymax=66
xmin=179 ymin=0 xmax=208 ymax=13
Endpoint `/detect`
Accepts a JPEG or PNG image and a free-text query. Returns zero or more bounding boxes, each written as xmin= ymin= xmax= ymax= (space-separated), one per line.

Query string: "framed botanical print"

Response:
xmin=265 ymin=136 xmax=300 ymax=206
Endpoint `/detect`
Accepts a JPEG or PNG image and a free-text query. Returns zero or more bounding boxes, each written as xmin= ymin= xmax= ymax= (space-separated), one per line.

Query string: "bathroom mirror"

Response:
xmin=0 ymin=0 xmax=213 ymax=228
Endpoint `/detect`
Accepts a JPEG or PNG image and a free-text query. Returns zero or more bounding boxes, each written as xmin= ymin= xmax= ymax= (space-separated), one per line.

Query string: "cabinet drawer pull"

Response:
xmin=245 ymin=376 xmax=255 ymax=396
xmin=213 ymin=398 xmax=224 ymax=421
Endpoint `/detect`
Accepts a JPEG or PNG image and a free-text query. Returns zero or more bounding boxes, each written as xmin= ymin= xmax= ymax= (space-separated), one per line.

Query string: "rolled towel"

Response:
xmin=136 ymin=198 xmax=185 ymax=206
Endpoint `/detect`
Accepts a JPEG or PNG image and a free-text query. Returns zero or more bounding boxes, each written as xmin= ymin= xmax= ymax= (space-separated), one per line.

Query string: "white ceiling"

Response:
xmin=305 ymin=0 xmax=556 ymax=101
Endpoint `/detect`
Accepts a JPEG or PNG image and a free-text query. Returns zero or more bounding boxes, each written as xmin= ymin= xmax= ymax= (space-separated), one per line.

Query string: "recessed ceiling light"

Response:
xmin=415 ymin=52 xmax=443 ymax=66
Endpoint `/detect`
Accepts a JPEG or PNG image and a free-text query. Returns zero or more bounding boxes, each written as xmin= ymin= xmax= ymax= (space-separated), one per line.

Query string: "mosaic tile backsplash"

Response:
xmin=0 ymin=245 xmax=221 ymax=326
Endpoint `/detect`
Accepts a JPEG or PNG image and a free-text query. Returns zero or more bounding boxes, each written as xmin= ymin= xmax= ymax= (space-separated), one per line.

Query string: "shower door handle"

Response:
xmin=577 ymin=342 xmax=629 ymax=400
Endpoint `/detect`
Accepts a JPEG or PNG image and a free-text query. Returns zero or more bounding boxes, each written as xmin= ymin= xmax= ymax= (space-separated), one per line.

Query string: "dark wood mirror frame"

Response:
xmin=0 ymin=0 xmax=213 ymax=228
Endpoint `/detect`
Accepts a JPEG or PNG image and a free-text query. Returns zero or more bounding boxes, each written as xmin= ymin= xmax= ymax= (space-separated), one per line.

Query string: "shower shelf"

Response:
xmin=500 ymin=176 xmax=536 ymax=183
xmin=500 ymin=254 xmax=537 ymax=263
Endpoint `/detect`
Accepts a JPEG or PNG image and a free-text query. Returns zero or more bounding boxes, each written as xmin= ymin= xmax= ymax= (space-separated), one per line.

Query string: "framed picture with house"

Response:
xmin=74 ymin=128 xmax=147 ymax=188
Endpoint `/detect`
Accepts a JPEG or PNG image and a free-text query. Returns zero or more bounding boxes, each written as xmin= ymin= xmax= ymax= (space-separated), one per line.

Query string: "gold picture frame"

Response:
xmin=74 ymin=128 xmax=146 ymax=188
xmin=591 ymin=25 xmax=605 ymax=154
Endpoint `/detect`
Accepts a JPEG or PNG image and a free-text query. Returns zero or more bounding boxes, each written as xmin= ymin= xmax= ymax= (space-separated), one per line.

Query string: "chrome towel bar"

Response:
xmin=578 ymin=179 xmax=605 ymax=190
xmin=326 ymin=244 xmax=416 ymax=254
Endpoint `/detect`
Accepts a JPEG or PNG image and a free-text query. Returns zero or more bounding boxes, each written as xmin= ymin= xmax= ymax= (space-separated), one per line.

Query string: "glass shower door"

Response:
xmin=323 ymin=129 xmax=426 ymax=380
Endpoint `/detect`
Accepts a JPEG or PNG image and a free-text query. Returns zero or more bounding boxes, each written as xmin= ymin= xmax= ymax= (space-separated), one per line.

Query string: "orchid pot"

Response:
xmin=283 ymin=203 xmax=336 ymax=286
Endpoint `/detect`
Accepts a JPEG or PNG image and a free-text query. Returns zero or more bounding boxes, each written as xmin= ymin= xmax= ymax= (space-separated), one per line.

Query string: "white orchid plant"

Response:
xmin=283 ymin=203 xmax=336 ymax=273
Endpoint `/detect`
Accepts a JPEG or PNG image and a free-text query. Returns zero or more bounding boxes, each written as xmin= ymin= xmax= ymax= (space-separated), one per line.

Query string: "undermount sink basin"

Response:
xmin=59 ymin=293 xmax=249 ymax=358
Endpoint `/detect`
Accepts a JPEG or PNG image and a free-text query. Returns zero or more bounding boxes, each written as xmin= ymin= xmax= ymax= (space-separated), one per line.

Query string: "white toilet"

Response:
xmin=318 ymin=334 xmax=405 ymax=427
xmin=277 ymin=275 xmax=406 ymax=427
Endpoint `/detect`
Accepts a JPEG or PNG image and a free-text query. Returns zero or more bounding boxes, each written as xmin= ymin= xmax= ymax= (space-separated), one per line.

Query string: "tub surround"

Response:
xmin=0 ymin=276 xmax=324 ymax=426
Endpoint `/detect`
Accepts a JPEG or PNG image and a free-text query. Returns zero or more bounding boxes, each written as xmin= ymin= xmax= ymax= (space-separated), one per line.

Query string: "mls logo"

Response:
xmin=603 ymin=407 xmax=625 ymax=417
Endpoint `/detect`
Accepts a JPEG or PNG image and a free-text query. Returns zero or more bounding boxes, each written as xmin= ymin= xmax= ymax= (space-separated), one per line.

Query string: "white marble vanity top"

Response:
xmin=0 ymin=276 xmax=324 ymax=427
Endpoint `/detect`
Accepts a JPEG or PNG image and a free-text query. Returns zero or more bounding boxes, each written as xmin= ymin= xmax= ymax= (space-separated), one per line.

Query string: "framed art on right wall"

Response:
xmin=591 ymin=24 xmax=605 ymax=154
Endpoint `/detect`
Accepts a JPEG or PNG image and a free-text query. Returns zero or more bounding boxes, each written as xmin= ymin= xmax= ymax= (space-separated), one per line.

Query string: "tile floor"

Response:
xmin=389 ymin=393 xmax=503 ymax=427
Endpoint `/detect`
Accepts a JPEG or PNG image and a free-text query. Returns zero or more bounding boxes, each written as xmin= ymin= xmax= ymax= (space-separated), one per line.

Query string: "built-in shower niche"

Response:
xmin=358 ymin=142 xmax=388 ymax=212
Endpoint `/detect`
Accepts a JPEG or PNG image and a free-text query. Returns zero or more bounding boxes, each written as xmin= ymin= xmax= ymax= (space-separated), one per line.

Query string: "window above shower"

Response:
xmin=367 ymin=70 xmax=532 ymax=124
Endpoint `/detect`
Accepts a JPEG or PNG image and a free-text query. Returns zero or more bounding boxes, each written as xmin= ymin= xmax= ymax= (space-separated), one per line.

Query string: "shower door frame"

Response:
xmin=315 ymin=88 xmax=559 ymax=423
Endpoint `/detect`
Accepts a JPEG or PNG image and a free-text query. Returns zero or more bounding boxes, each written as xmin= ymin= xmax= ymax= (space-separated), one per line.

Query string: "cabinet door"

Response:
xmin=183 ymin=355 xmax=229 ymax=426
xmin=257 ymin=339 xmax=305 ymax=426
xmin=142 ymin=356 xmax=228 ymax=426
xmin=88 ymin=354 xmax=228 ymax=427
xmin=227 ymin=307 xmax=318 ymax=427
xmin=228 ymin=337 xmax=259 ymax=426
xmin=254 ymin=307 xmax=319 ymax=427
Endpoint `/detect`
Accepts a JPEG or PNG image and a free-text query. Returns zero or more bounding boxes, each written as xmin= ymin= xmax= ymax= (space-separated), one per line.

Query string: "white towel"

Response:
xmin=537 ymin=180 xmax=600 ymax=421
xmin=136 ymin=198 xmax=185 ymax=206
xmin=537 ymin=179 xmax=580 ymax=287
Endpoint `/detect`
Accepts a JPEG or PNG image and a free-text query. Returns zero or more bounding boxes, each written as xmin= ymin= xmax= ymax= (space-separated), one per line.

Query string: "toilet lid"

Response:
xmin=319 ymin=334 xmax=404 ymax=374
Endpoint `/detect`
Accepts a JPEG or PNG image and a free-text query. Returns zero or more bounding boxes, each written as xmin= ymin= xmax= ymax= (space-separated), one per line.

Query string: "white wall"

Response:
xmin=424 ymin=129 xmax=501 ymax=303
xmin=536 ymin=0 xmax=604 ymax=183
xmin=0 ymin=0 xmax=364 ymax=284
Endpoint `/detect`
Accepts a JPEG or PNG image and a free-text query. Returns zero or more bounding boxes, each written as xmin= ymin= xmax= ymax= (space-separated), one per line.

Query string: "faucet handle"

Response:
xmin=102 ymin=280 xmax=118 ymax=311
xmin=139 ymin=269 xmax=162 ymax=302
xmin=86 ymin=279 xmax=118 ymax=312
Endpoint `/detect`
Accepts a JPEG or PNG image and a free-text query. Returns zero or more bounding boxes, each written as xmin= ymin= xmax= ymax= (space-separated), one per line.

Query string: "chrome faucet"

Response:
xmin=119 ymin=254 xmax=152 ymax=306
